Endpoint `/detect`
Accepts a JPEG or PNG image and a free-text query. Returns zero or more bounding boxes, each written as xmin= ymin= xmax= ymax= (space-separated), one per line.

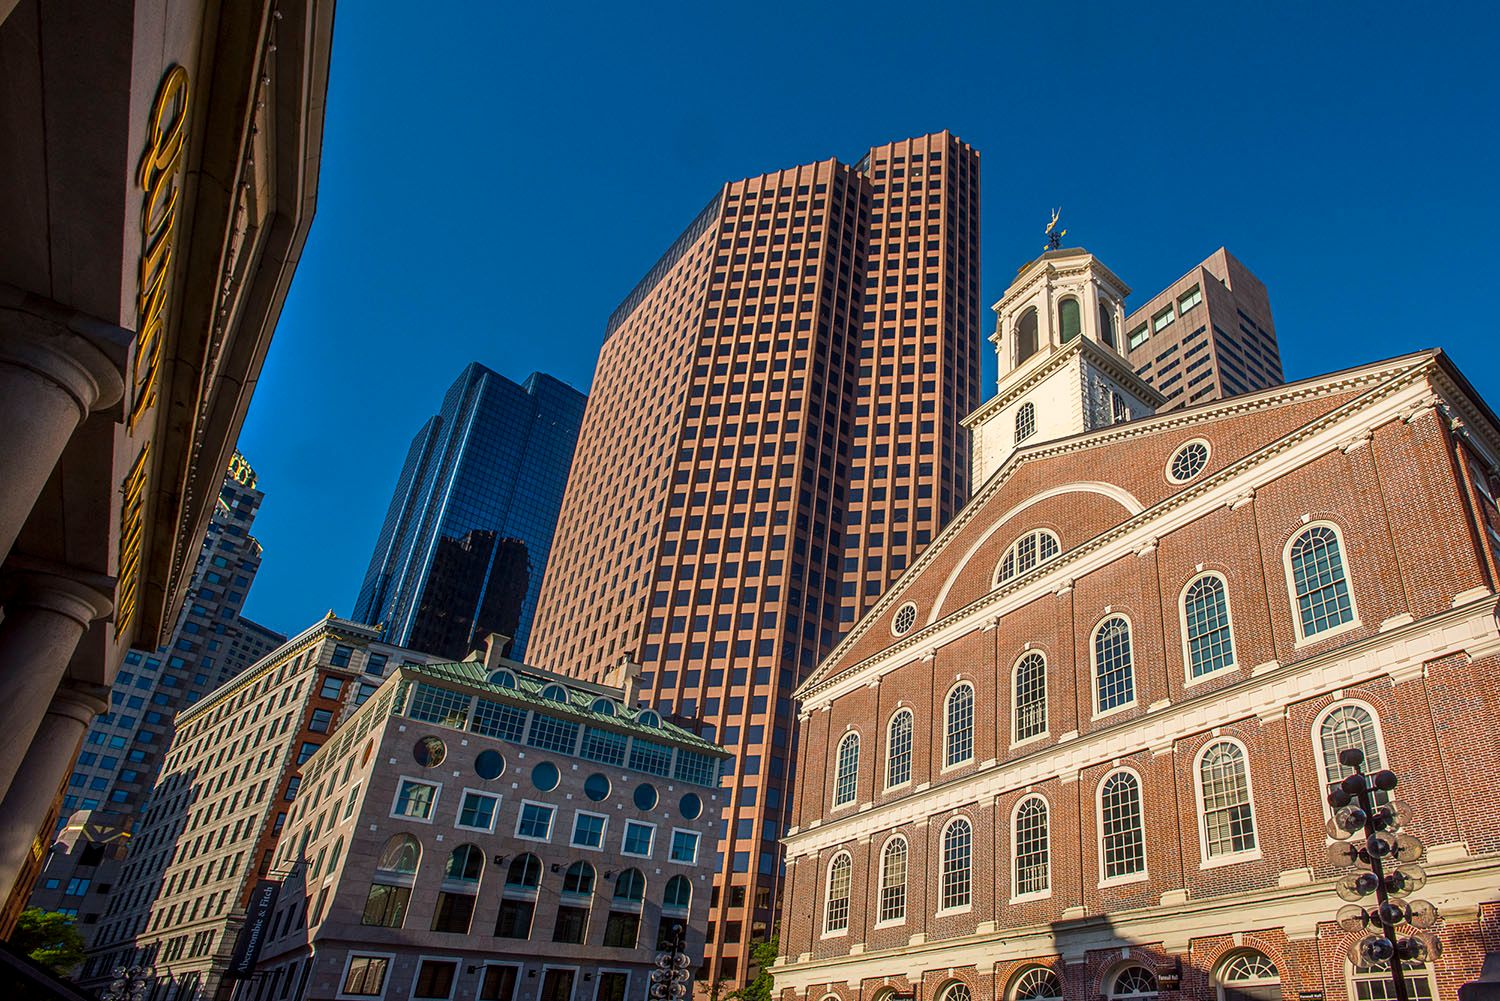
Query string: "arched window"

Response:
xmin=1350 ymin=960 xmax=1435 ymax=1001
xmin=1099 ymin=302 xmax=1117 ymax=348
xmin=636 ymin=708 xmax=662 ymax=728
xmin=1287 ymin=524 xmax=1355 ymax=638
xmin=1012 ymin=968 xmax=1063 ymax=1001
xmin=614 ymin=868 xmax=646 ymax=903
xmin=945 ymin=684 xmax=975 ymax=767
xmin=1013 ymin=796 xmax=1049 ymax=897
xmin=1217 ymin=951 xmax=1280 ymax=1001
xmin=443 ymin=844 xmax=483 ymax=884
xmin=997 ymin=530 xmax=1060 ymax=584
xmin=1059 ymin=298 xmax=1082 ymax=342
xmin=824 ymin=853 xmax=852 ymax=933
xmin=1198 ymin=740 xmax=1257 ymax=859
xmin=561 ymin=860 xmax=595 ymax=896
xmin=1317 ymin=703 xmax=1388 ymax=808
xmin=886 ymin=709 xmax=913 ymax=788
xmin=505 ymin=853 xmax=542 ymax=889
xmin=940 ymin=817 xmax=972 ymax=910
xmin=1093 ymin=616 xmax=1136 ymax=713
xmin=1109 ymin=967 xmax=1159 ymax=1001
xmin=541 ymin=683 xmax=569 ymax=703
xmin=1016 ymin=307 xmax=1040 ymax=364
xmin=1099 ymin=770 xmax=1146 ymax=880
xmin=1013 ymin=651 xmax=1048 ymax=741
xmin=375 ymin=834 xmax=421 ymax=877
xmin=1183 ymin=574 xmax=1236 ymax=678
xmin=1015 ymin=401 xmax=1038 ymax=444
xmin=1112 ymin=390 xmax=1129 ymax=424
xmin=833 ymin=731 xmax=860 ymax=807
xmin=591 ymin=697 xmax=616 ymax=716
xmin=663 ymin=874 xmax=692 ymax=912
xmin=940 ymin=984 xmax=973 ymax=1001
xmin=487 ymin=669 xmax=517 ymax=689
xmin=878 ymin=836 xmax=908 ymax=924
xmin=363 ymin=834 xmax=420 ymax=929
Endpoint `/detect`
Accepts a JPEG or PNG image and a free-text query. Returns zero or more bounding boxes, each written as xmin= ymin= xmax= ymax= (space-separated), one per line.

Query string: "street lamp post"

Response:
xmin=650 ymin=922 xmax=692 ymax=1001
xmin=1325 ymin=747 xmax=1441 ymax=1001
xmin=101 ymin=963 xmax=156 ymax=1001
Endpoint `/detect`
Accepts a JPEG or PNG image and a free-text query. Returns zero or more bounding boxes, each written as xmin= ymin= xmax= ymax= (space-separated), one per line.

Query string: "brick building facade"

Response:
xmin=772 ymin=256 xmax=1500 ymax=1001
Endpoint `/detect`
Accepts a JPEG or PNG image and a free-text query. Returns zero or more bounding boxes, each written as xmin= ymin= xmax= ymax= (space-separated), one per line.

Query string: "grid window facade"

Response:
xmin=526 ymin=713 xmax=579 ymax=754
xmin=945 ymin=684 xmax=974 ymax=767
xmin=1014 ymin=796 xmax=1049 ymax=896
xmin=1290 ymin=525 xmax=1354 ymax=637
xmin=580 ymin=726 xmax=628 ymax=765
xmin=878 ymin=837 xmax=907 ymax=923
xmin=1199 ymin=740 xmax=1257 ymax=857
xmin=1319 ymin=704 xmax=1388 ymax=806
xmin=824 ymin=853 xmax=852 ymax=933
xmin=886 ymin=709 xmax=913 ymax=787
xmin=1014 ymin=652 xmax=1047 ymax=740
xmin=628 ymin=739 xmax=674 ymax=777
xmin=471 ymin=699 xmax=528 ymax=742
xmin=1100 ymin=771 xmax=1146 ymax=879
xmin=1094 ymin=617 xmax=1135 ymax=712
xmin=673 ymin=749 xmax=718 ymax=786
xmin=408 ymin=684 xmax=471 ymax=728
xmin=940 ymin=818 xmax=972 ymax=910
xmin=1352 ymin=963 xmax=1434 ymax=1001
xmin=833 ymin=732 xmax=860 ymax=806
xmin=517 ymin=803 xmax=554 ymax=840
xmin=1184 ymin=574 xmax=1235 ymax=677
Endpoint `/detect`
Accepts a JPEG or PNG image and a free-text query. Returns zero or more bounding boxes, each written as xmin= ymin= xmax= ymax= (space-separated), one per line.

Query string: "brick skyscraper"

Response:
xmin=529 ymin=131 xmax=981 ymax=983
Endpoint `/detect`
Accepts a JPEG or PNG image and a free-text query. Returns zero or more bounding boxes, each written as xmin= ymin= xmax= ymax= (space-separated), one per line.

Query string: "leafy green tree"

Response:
xmin=9 ymin=908 xmax=86 ymax=975
xmin=729 ymin=938 xmax=779 ymax=1001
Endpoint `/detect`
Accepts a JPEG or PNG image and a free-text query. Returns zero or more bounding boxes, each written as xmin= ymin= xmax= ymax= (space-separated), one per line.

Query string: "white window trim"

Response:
xmin=885 ymin=708 xmax=914 ymax=791
xmin=1344 ymin=960 xmax=1437 ymax=1001
xmin=593 ymin=969 xmax=632 ymax=1001
xmin=993 ymin=529 xmax=1062 ymax=588
xmin=389 ymin=776 xmax=442 ymax=825
xmin=620 ymin=819 xmax=656 ymax=859
xmin=538 ymin=966 xmax=581 ymax=1001
xmin=941 ymin=680 xmax=977 ymax=771
xmin=890 ymin=601 xmax=919 ymax=637
xmin=1193 ymin=736 xmax=1263 ymax=868
xmin=408 ymin=954 xmax=463 ymax=1001
xmin=831 ymin=730 xmax=860 ymax=810
xmin=1009 ymin=794 xmax=1052 ymax=902
xmin=335 ymin=950 xmax=397 ymax=1001
xmin=1090 ymin=614 xmax=1139 ymax=719
xmin=1311 ymin=699 xmax=1389 ymax=824
xmin=569 ymin=809 xmax=610 ymax=851
xmin=936 ymin=815 xmax=974 ymax=913
xmin=1166 ymin=438 xmax=1212 ymax=485
xmin=477 ymin=961 xmax=524 ymax=1001
xmin=873 ymin=834 xmax=908 ymax=928
xmin=668 ymin=828 xmax=700 ymax=865
xmin=1282 ymin=520 xmax=1361 ymax=647
xmin=1010 ymin=650 xmax=1049 ymax=746
xmin=454 ymin=787 xmax=500 ymax=834
xmin=1180 ymin=571 xmax=1238 ymax=685
xmin=821 ymin=851 xmax=853 ymax=938
xmin=513 ymin=799 xmax=556 ymax=844
xmin=343 ymin=781 xmax=362 ymax=821
xmin=1096 ymin=766 xmax=1149 ymax=887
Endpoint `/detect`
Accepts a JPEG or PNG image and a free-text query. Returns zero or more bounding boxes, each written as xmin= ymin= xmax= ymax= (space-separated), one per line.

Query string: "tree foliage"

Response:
xmin=729 ymin=938 xmax=779 ymax=1001
xmin=10 ymin=908 xmax=86 ymax=975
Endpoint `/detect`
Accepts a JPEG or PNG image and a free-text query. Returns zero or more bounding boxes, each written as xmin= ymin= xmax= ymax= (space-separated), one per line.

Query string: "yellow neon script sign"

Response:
xmin=129 ymin=65 xmax=190 ymax=431
xmin=227 ymin=452 xmax=258 ymax=489
xmin=116 ymin=443 xmax=151 ymax=636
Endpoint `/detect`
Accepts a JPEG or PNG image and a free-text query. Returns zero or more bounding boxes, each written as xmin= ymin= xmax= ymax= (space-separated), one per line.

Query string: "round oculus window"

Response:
xmin=679 ymin=792 xmax=703 ymax=820
xmin=474 ymin=749 xmax=506 ymax=780
xmin=584 ymin=773 xmax=611 ymax=802
xmin=413 ymin=735 xmax=446 ymax=767
xmin=891 ymin=601 xmax=918 ymax=636
xmin=1167 ymin=440 xmax=1210 ymax=483
xmin=531 ymin=760 xmax=560 ymax=792
xmin=633 ymin=782 xmax=658 ymax=811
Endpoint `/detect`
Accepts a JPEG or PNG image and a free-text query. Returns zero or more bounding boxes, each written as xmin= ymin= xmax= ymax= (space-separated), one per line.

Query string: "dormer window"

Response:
xmin=487 ymin=669 xmax=517 ymax=690
xmin=591 ymin=697 xmax=617 ymax=717
xmin=636 ymin=709 xmax=662 ymax=729
xmin=541 ymin=683 xmax=569 ymax=703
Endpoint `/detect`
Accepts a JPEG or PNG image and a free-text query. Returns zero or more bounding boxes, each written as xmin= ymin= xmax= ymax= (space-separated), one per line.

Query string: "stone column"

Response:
xmin=0 ymin=681 xmax=108 ymax=902
xmin=0 ymin=290 xmax=127 ymax=568
xmin=0 ymin=569 xmax=113 ymax=801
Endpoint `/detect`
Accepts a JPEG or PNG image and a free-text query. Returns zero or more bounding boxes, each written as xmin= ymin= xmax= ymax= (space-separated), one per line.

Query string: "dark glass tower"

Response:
xmin=353 ymin=366 xmax=586 ymax=660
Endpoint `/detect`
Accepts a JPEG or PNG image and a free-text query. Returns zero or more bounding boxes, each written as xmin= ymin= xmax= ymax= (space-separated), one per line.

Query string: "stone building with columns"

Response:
xmin=0 ymin=0 xmax=334 ymax=908
xmin=773 ymin=250 xmax=1500 ymax=1001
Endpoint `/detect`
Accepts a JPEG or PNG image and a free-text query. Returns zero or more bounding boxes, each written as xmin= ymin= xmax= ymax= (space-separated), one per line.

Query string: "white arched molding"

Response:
xmin=942 ymin=679 xmax=977 ymax=770
xmin=1281 ymin=519 xmax=1360 ymax=646
xmin=1192 ymin=735 xmax=1262 ymax=868
xmin=1009 ymin=793 xmax=1051 ymax=901
xmin=831 ymin=730 xmax=860 ymax=810
xmin=884 ymin=707 xmax=914 ymax=790
xmin=936 ymin=813 xmax=974 ymax=914
xmin=1311 ymin=698 xmax=1390 ymax=820
xmin=1011 ymin=649 xmax=1049 ymax=746
xmin=874 ymin=833 xmax=909 ymax=927
xmin=927 ymin=482 xmax=1145 ymax=623
xmin=1096 ymin=766 xmax=1148 ymax=886
xmin=821 ymin=851 xmax=853 ymax=937
xmin=1179 ymin=570 xmax=1238 ymax=685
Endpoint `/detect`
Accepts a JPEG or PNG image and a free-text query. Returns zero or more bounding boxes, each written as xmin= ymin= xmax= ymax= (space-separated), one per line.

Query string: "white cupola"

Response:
xmin=963 ymin=247 xmax=1164 ymax=484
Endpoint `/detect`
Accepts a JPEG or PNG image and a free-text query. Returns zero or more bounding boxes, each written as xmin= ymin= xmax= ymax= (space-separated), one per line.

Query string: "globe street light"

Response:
xmin=651 ymin=922 xmax=692 ymax=1001
xmin=101 ymin=963 xmax=156 ymax=1001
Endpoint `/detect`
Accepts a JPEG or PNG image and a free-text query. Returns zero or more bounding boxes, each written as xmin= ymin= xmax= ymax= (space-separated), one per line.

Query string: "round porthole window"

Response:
xmin=413 ymin=736 xmax=446 ymax=767
xmin=584 ymin=773 xmax=611 ymax=802
xmin=634 ymin=783 xmax=658 ymax=810
xmin=891 ymin=601 xmax=918 ymax=636
xmin=1167 ymin=440 xmax=1210 ymax=483
xmin=531 ymin=760 xmax=560 ymax=792
xmin=679 ymin=793 xmax=703 ymax=820
xmin=474 ymin=749 xmax=506 ymax=781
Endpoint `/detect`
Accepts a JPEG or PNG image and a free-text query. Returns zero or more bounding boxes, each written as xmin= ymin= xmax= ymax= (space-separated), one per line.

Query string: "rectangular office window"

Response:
xmin=552 ymin=905 xmax=589 ymax=944
xmin=479 ymin=966 xmax=519 ymax=1001
xmin=1152 ymin=305 xmax=1175 ymax=333
xmin=330 ymin=645 xmax=353 ymax=668
xmin=622 ymin=821 xmax=654 ymax=857
xmin=494 ymin=899 xmax=535 ymax=939
xmin=341 ymin=956 xmax=390 ymax=997
xmin=571 ymin=812 xmax=607 ymax=849
xmin=628 ymin=739 xmax=673 ymax=777
xmin=430 ymin=892 xmax=475 ymax=934
xmin=296 ymin=742 xmax=320 ymax=765
xmin=413 ymin=958 xmax=459 ymax=1000
xmin=407 ymin=684 xmax=470 ymax=729
xmin=526 ymin=714 xmax=579 ymax=754
xmin=1178 ymin=284 xmax=1203 ymax=312
xmin=471 ymin=699 xmax=528 ymax=742
xmin=393 ymin=779 xmax=439 ymax=821
xmin=580 ymin=727 xmax=627 ymax=765
xmin=516 ymin=803 xmax=555 ymax=841
xmin=309 ymin=710 xmax=333 ymax=734
xmin=319 ymin=676 xmax=345 ymax=700
xmin=457 ymin=791 xmax=498 ymax=831
xmin=603 ymin=911 xmax=641 ymax=948
xmin=361 ymin=884 xmax=409 ymax=927
xmin=670 ymin=830 xmax=700 ymax=864
xmin=1127 ymin=323 xmax=1150 ymax=351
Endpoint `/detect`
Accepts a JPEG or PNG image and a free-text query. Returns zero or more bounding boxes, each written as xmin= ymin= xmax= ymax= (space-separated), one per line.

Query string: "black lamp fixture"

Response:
xmin=650 ymin=923 xmax=691 ymax=1001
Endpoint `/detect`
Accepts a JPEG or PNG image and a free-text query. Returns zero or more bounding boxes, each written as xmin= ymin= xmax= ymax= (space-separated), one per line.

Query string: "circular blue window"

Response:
xmin=679 ymin=792 xmax=702 ymax=820
xmin=474 ymin=749 xmax=505 ymax=781
xmin=584 ymin=773 xmax=611 ymax=802
xmin=633 ymin=783 xmax=658 ymax=810
xmin=531 ymin=761 xmax=560 ymax=792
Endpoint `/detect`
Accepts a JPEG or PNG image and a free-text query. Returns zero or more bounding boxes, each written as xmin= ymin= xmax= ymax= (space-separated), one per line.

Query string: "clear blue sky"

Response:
xmin=237 ymin=1 xmax=1500 ymax=637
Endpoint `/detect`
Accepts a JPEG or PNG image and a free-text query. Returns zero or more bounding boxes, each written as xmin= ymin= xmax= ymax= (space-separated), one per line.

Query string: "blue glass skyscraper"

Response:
xmin=353 ymin=365 xmax=585 ymax=660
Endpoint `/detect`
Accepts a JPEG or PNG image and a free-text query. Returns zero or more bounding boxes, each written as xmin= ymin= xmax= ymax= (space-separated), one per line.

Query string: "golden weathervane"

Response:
xmin=1044 ymin=207 xmax=1066 ymax=252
